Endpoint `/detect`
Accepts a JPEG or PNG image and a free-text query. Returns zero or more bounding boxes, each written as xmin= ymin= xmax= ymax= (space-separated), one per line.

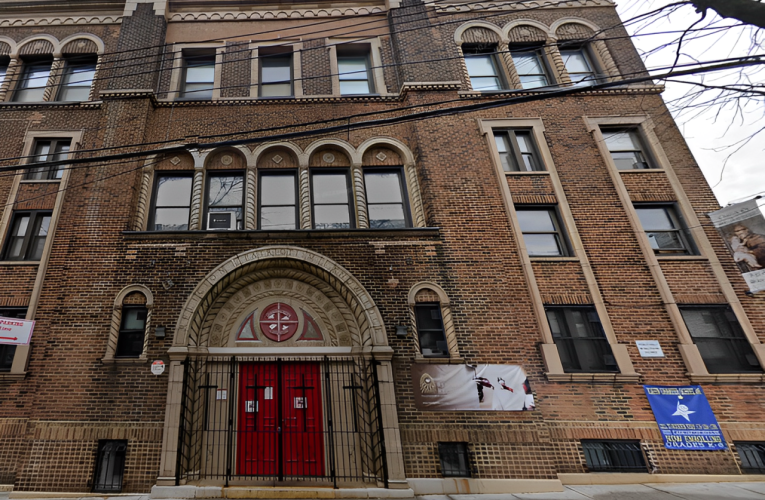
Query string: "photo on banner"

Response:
xmin=709 ymin=199 xmax=765 ymax=293
xmin=411 ymin=364 xmax=534 ymax=411
xmin=644 ymin=385 xmax=726 ymax=450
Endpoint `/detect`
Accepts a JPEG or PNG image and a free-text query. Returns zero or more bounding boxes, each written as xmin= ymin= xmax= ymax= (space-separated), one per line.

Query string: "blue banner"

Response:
xmin=644 ymin=385 xmax=727 ymax=451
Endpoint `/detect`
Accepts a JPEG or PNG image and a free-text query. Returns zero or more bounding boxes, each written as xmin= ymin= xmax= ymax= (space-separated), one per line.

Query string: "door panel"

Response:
xmin=237 ymin=362 xmax=324 ymax=478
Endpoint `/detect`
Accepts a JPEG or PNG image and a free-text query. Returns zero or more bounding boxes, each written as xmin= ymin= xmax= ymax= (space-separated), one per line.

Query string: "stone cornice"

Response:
xmin=0 ymin=14 xmax=122 ymax=26
xmin=458 ymin=84 xmax=665 ymax=99
xmin=168 ymin=6 xmax=385 ymax=21
xmin=431 ymin=0 xmax=615 ymax=13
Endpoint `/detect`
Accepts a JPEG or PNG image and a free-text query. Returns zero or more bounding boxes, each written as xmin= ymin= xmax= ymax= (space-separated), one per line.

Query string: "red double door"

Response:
xmin=237 ymin=363 xmax=325 ymax=478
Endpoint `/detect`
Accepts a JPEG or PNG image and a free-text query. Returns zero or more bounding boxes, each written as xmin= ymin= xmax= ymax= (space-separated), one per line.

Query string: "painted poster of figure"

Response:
xmin=709 ymin=199 xmax=765 ymax=293
xmin=411 ymin=364 xmax=534 ymax=411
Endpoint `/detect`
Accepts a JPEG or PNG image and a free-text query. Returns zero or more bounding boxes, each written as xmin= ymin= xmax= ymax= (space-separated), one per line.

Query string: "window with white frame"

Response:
xmin=364 ymin=168 xmax=410 ymax=229
xmin=258 ymin=171 xmax=298 ymax=230
xmin=511 ymin=46 xmax=550 ymax=89
xmin=181 ymin=51 xmax=215 ymax=99
xmin=260 ymin=51 xmax=293 ymax=97
xmin=311 ymin=170 xmax=354 ymax=229
xmin=337 ymin=47 xmax=374 ymax=95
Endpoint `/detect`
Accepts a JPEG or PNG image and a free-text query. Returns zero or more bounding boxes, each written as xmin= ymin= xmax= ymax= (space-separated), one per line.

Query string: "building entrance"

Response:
xmin=237 ymin=362 xmax=325 ymax=478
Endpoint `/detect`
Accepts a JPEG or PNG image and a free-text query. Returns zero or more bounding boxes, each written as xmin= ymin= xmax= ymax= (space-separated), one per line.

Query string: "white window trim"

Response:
xmin=167 ymin=43 xmax=224 ymax=101
xmin=480 ymin=118 xmax=638 ymax=379
xmin=327 ymin=37 xmax=387 ymax=97
xmin=0 ymin=129 xmax=83 ymax=378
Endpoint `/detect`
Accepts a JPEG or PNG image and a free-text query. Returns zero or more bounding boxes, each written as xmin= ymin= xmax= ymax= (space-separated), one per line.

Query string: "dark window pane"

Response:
xmin=116 ymin=306 xmax=147 ymax=358
xmin=545 ymin=307 xmax=616 ymax=373
xmin=582 ymin=441 xmax=646 ymax=472
xmin=737 ymin=443 xmax=765 ymax=473
xmin=3 ymin=212 xmax=52 ymax=261
xmin=438 ymin=443 xmax=471 ymax=478
xmin=58 ymin=61 xmax=96 ymax=101
xmin=415 ymin=304 xmax=448 ymax=357
xmin=93 ymin=440 xmax=127 ymax=493
xmin=14 ymin=61 xmax=52 ymax=102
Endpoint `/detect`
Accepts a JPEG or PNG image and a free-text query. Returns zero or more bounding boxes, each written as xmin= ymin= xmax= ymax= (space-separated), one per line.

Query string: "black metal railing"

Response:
xmin=582 ymin=440 xmax=648 ymax=472
xmin=736 ymin=442 xmax=765 ymax=473
xmin=693 ymin=337 xmax=763 ymax=374
xmin=176 ymin=356 xmax=387 ymax=487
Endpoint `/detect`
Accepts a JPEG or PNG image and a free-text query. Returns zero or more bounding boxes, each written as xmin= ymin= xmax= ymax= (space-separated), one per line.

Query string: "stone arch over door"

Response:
xmin=159 ymin=246 xmax=407 ymax=488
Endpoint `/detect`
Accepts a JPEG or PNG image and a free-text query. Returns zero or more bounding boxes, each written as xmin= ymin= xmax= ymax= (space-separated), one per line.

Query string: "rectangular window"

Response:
xmin=13 ymin=60 xmax=52 ymax=102
xmin=0 ymin=307 xmax=26 ymax=371
xmin=545 ymin=306 xmax=617 ymax=373
xmin=464 ymin=45 xmax=503 ymax=91
xmin=150 ymin=174 xmax=192 ymax=231
xmin=634 ymin=204 xmax=695 ymax=255
xmin=364 ymin=169 xmax=409 ymax=229
xmin=582 ymin=441 xmax=647 ymax=472
xmin=438 ymin=443 xmax=471 ymax=478
xmin=259 ymin=172 xmax=298 ymax=230
xmin=205 ymin=172 xmax=244 ymax=230
xmin=515 ymin=207 xmax=568 ymax=257
xmin=181 ymin=52 xmax=215 ymax=99
xmin=25 ymin=139 xmax=71 ymax=180
xmin=0 ymin=58 xmax=8 ymax=86
xmin=679 ymin=306 xmax=762 ymax=374
xmin=115 ymin=306 xmax=147 ymax=358
xmin=602 ymin=129 xmax=652 ymax=170
xmin=57 ymin=58 xmax=97 ymax=102
xmin=561 ymin=48 xmax=596 ymax=86
xmin=2 ymin=211 xmax=52 ymax=261
xmin=260 ymin=53 xmax=293 ymax=97
xmin=338 ymin=50 xmax=373 ymax=95
xmin=414 ymin=303 xmax=448 ymax=358
xmin=736 ymin=443 xmax=765 ymax=474
xmin=511 ymin=48 xmax=550 ymax=89
xmin=93 ymin=440 xmax=127 ymax=493
xmin=493 ymin=129 xmax=544 ymax=172
xmin=311 ymin=170 xmax=353 ymax=229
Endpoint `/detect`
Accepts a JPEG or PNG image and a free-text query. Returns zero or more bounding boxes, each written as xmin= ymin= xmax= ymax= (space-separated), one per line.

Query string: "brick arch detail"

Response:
xmin=453 ymin=21 xmax=506 ymax=45
xmin=173 ymin=246 xmax=387 ymax=349
xmin=59 ymin=33 xmax=105 ymax=54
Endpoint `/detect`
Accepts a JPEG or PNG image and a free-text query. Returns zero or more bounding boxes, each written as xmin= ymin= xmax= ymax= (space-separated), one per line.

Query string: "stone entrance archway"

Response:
xmin=156 ymin=246 xmax=406 ymax=489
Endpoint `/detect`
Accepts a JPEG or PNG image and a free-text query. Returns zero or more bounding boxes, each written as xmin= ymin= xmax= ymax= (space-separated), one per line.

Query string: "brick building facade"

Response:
xmin=0 ymin=0 xmax=763 ymax=495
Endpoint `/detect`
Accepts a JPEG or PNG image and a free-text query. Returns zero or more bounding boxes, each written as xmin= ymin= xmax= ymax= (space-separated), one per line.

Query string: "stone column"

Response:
xmin=498 ymin=42 xmax=521 ymax=89
xmin=374 ymin=358 xmax=409 ymax=489
xmin=244 ymin=166 xmax=257 ymax=229
xmin=546 ymin=38 xmax=572 ymax=86
xmin=43 ymin=57 xmax=63 ymax=101
xmin=188 ymin=168 xmax=204 ymax=230
xmin=0 ymin=58 xmax=19 ymax=101
xmin=157 ymin=358 xmax=186 ymax=485
xmin=299 ymin=166 xmax=311 ymax=229
xmin=352 ymin=163 xmax=369 ymax=228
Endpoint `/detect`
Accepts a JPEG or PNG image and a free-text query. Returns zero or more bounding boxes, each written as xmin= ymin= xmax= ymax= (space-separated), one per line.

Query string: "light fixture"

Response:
xmin=395 ymin=325 xmax=408 ymax=338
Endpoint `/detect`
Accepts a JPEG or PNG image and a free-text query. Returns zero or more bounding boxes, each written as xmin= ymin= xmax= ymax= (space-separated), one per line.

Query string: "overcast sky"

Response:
xmin=615 ymin=0 xmax=765 ymax=212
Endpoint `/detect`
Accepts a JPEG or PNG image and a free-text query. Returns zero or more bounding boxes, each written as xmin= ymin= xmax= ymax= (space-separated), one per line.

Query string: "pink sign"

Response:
xmin=0 ymin=316 xmax=35 ymax=345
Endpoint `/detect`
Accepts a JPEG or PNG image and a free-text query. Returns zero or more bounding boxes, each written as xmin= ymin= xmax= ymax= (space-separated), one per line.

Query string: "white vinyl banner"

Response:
xmin=709 ymin=199 xmax=765 ymax=293
xmin=412 ymin=364 xmax=534 ymax=411
xmin=0 ymin=316 xmax=35 ymax=345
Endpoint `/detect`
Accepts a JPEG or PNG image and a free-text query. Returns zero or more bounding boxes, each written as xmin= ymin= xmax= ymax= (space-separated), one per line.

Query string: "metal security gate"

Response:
xmin=176 ymin=356 xmax=387 ymax=487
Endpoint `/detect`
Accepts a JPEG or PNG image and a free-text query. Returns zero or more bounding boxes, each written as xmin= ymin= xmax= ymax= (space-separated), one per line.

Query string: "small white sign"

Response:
xmin=294 ymin=397 xmax=306 ymax=409
xmin=216 ymin=389 xmax=228 ymax=400
xmin=636 ymin=340 xmax=664 ymax=358
xmin=0 ymin=316 xmax=34 ymax=345
xmin=245 ymin=400 xmax=256 ymax=412
xmin=151 ymin=360 xmax=165 ymax=375
xmin=264 ymin=387 xmax=273 ymax=400
xmin=744 ymin=269 xmax=765 ymax=293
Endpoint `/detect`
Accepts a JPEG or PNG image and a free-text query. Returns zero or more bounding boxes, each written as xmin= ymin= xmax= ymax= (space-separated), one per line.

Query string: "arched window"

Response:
xmin=409 ymin=283 xmax=460 ymax=360
xmin=103 ymin=285 xmax=154 ymax=363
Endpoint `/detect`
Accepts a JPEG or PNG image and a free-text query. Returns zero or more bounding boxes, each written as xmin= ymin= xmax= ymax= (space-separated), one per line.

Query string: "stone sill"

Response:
xmin=505 ymin=171 xmax=550 ymax=176
xmin=101 ymin=357 xmax=148 ymax=365
xmin=123 ymin=228 xmax=440 ymax=240
xmin=413 ymin=356 xmax=464 ymax=364
xmin=687 ymin=373 xmax=765 ymax=384
xmin=0 ymin=101 xmax=100 ymax=109
xmin=530 ymin=256 xmax=580 ymax=262
xmin=546 ymin=372 xmax=642 ymax=383
xmin=0 ymin=261 xmax=40 ymax=266
xmin=0 ymin=372 xmax=26 ymax=382
xmin=656 ymin=255 xmax=708 ymax=261
xmin=619 ymin=169 xmax=666 ymax=174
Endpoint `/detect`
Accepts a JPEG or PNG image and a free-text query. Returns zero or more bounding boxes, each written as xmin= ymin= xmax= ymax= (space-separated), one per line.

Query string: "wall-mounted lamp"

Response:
xmin=395 ymin=325 xmax=408 ymax=338
xmin=155 ymin=326 xmax=166 ymax=339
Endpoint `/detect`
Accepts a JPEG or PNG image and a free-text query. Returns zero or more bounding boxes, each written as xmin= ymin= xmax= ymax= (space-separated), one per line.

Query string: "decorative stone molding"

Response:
xmin=188 ymin=169 xmax=204 ymax=230
xmin=405 ymin=163 xmax=426 ymax=228
xmin=399 ymin=82 xmax=462 ymax=92
xmin=102 ymin=284 xmax=154 ymax=363
xmin=244 ymin=167 xmax=257 ymax=230
xmin=0 ymin=16 xmax=121 ymax=27
xmin=42 ymin=58 xmax=63 ymax=102
xmin=0 ymin=58 xmax=18 ymax=101
xmin=299 ymin=167 xmax=311 ymax=229
xmin=173 ymin=246 xmax=388 ymax=350
xmin=352 ymin=165 xmax=369 ymax=229
xmin=433 ymin=0 xmax=614 ymax=13
xmin=167 ymin=7 xmax=385 ymax=22
xmin=408 ymin=282 xmax=459 ymax=359
xmin=134 ymin=164 xmax=154 ymax=231
xmin=498 ymin=42 xmax=522 ymax=89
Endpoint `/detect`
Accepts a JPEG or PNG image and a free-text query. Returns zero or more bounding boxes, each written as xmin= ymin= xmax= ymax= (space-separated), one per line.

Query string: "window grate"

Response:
xmin=736 ymin=443 xmax=765 ymax=474
xmin=93 ymin=440 xmax=127 ymax=493
xmin=438 ymin=442 xmax=472 ymax=477
xmin=582 ymin=440 xmax=647 ymax=472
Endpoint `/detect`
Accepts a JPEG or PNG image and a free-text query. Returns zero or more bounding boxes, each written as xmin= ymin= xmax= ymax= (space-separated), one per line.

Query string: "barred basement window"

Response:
xmin=736 ymin=442 xmax=765 ymax=474
xmin=93 ymin=440 xmax=127 ymax=493
xmin=438 ymin=442 xmax=471 ymax=477
xmin=582 ymin=440 xmax=647 ymax=472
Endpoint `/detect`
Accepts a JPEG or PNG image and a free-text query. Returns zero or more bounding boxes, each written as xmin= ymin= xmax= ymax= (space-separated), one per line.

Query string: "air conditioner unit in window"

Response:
xmin=207 ymin=211 xmax=237 ymax=230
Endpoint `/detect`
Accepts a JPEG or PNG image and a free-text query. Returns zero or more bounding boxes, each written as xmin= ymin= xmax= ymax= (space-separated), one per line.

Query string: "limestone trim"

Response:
xmin=166 ymin=42 xmax=225 ymax=101
xmin=173 ymin=246 xmax=389 ymax=350
xmin=480 ymin=118 xmax=636 ymax=376
xmin=326 ymin=37 xmax=389 ymax=97
xmin=102 ymin=284 xmax=154 ymax=363
xmin=588 ymin=115 xmax=765 ymax=371
xmin=167 ymin=7 xmax=385 ymax=22
xmin=408 ymin=282 xmax=459 ymax=360
xmin=249 ymin=41 xmax=304 ymax=99
xmin=431 ymin=0 xmax=614 ymax=12
xmin=1 ymin=129 xmax=83 ymax=375
xmin=0 ymin=16 xmax=122 ymax=27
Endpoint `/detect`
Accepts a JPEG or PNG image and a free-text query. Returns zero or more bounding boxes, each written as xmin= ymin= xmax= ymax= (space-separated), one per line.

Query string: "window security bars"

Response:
xmin=438 ymin=442 xmax=472 ymax=477
xmin=93 ymin=440 xmax=127 ymax=492
xmin=736 ymin=443 xmax=765 ymax=474
xmin=176 ymin=356 xmax=388 ymax=488
xmin=582 ymin=441 xmax=647 ymax=472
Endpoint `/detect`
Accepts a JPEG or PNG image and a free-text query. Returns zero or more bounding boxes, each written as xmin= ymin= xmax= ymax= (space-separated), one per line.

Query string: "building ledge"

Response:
xmin=687 ymin=373 xmax=765 ymax=384
xmin=101 ymin=357 xmax=149 ymax=365
xmin=546 ymin=372 xmax=642 ymax=383
xmin=123 ymin=228 xmax=440 ymax=240
xmin=413 ymin=356 xmax=465 ymax=364
xmin=0 ymin=372 xmax=26 ymax=382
